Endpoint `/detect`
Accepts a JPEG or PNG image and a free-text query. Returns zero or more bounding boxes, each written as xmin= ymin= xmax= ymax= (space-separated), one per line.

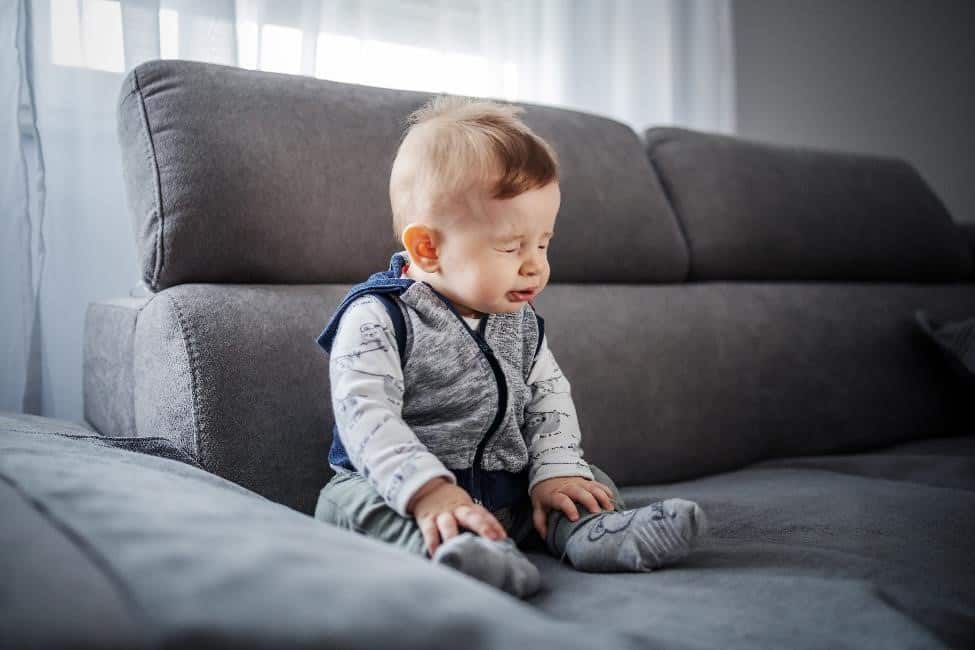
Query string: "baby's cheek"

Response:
xmin=479 ymin=274 xmax=504 ymax=298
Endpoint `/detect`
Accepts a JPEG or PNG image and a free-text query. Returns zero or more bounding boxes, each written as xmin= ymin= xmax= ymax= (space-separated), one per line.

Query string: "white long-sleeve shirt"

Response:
xmin=328 ymin=295 xmax=593 ymax=517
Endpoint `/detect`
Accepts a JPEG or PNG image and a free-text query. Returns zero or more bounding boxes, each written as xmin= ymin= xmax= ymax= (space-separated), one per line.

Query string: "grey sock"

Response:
xmin=563 ymin=498 xmax=707 ymax=573
xmin=431 ymin=532 xmax=541 ymax=598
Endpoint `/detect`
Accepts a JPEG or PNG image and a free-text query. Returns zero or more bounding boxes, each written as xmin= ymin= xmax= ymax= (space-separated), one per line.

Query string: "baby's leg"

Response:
xmin=545 ymin=464 xmax=708 ymax=572
xmin=315 ymin=471 xmax=540 ymax=597
xmin=315 ymin=470 xmax=428 ymax=556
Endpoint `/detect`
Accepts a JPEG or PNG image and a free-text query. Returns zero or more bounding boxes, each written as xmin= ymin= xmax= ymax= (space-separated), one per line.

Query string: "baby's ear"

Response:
xmin=401 ymin=223 xmax=440 ymax=272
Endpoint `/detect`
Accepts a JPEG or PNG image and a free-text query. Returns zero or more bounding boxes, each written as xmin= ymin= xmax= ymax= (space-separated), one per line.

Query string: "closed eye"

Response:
xmin=497 ymin=243 xmax=549 ymax=253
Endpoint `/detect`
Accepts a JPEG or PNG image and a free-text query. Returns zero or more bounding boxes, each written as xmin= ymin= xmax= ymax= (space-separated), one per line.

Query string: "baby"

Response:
xmin=314 ymin=95 xmax=708 ymax=598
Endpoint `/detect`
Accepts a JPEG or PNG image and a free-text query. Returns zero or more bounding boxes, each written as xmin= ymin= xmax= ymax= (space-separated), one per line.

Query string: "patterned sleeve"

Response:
xmin=523 ymin=333 xmax=595 ymax=494
xmin=329 ymin=295 xmax=457 ymax=517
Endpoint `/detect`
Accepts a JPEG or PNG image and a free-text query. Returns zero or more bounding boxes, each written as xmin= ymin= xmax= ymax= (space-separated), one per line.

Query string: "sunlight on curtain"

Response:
xmin=38 ymin=0 xmax=736 ymax=131
xmin=46 ymin=0 xmax=539 ymax=104
xmin=5 ymin=0 xmax=735 ymax=423
xmin=50 ymin=0 xmax=125 ymax=73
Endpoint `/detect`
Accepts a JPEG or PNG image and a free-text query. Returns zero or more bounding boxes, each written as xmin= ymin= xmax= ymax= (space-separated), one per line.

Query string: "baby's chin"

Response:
xmin=457 ymin=293 xmax=533 ymax=317
xmin=491 ymin=300 xmax=532 ymax=314
xmin=462 ymin=303 xmax=524 ymax=317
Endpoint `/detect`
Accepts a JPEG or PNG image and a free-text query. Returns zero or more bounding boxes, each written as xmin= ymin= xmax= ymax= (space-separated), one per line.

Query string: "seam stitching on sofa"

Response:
xmin=646 ymin=151 xmax=693 ymax=282
xmin=127 ymin=301 xmax=141 ymax=435
xmin=1 ymin=428 xmax=183 ymax=444
xmin=0 ymin=472 xmax=159 ymax=638
xmin=131 ymin=67 xmax=165 ymax=292
xmin=117 ymin=87 xmax=140 ymax=104
xmin=167 ymin=292 xmax=204 ymax=464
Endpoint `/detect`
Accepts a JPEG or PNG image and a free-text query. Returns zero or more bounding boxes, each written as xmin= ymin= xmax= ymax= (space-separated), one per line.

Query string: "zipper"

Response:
xmin=428 ymin=288 xmax=508 ymax=507
xmin=471 ymin=316 xmax=507 ymax=507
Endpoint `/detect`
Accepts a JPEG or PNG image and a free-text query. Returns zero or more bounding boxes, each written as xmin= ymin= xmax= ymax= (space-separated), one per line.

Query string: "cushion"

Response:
xmin=119 ymin=281 xmax=975 ymax=520
xmin=643 ymin=127 xmax=974 ymax=281
xmin=534 ymin=282 xmax=975 ymax=487
xmin=0 ymin=413 xmax=642 ymax=649
xmin=117 ymin=59 xmax=688 ymax=290
xmin=84 ymin=297 xmax=150 ymax=436
xmin=915 ymin=310 xmax=975 ymax=385
xmin=544 ymin=434 xmax=974 ymax=649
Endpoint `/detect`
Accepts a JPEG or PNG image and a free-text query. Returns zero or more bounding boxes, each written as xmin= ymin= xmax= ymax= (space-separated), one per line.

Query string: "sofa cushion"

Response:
xmin=915 ymin=310 xmax=975 ymax=386
xmin=0 ymin=413 xmax=647 ymax=650
xmin=130 ymin=284 xmax=342 ymax=515
xmin=531 ymin=433 xmax=975 ymax=650
xmin=84 ymin=297 xmax=150 ymax=437
xmin=534 ymin=282 xmax=975 ymax=487
xmin=119 ymin=281 xmax=975 ymax=517
xmin=643 ymin=127 xmax=974 ymax=281
xmin=117 ymin=59 xmax=688 ymax=291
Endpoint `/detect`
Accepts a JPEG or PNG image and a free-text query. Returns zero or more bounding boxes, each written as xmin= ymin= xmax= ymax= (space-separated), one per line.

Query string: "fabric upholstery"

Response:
xmin=0 ymin=416 xmax=645 ymax=650
xmin=4 ymin=414 xmax=972 ymax=649
xmin=120 ymin=281 xmax=975 ymax=515
xmin=643 ymin=127 xmax=974 ymax=281
xmin=534 ymin=433 xmax=975 ymax=650
xmin=132 ymin=284 xmax=344 ymax=514
xmin=116 ymin=59 xmax=688 ymax=291
xmin=915 ymin=311 xmax=975 ymax=386
xmin=961 ymin=222 xmax=975 ymax=258
xmin=83 ymin=297 xmax=149 ymax=437
xmin=532 ymin=282 xmax=975 ymax=487
xmin=1 ymin=478 xmax=145 ymax=649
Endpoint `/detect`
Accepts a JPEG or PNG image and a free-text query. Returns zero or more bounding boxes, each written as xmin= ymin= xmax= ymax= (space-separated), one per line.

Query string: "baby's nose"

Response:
xmin=521 ymin=260 xmax=541 ymax=275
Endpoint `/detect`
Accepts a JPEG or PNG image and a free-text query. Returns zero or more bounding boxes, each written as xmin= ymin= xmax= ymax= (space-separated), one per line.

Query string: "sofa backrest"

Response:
xmin=102 ymin=59 xmax=975 ymax=514
xmin=117 ymin=59 xmax=688 ymax=291
xmin=644 ymin=127 xmax=973 ymax=281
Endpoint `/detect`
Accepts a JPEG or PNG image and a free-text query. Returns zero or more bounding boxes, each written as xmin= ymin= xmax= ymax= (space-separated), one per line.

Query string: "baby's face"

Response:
xmin=433 ymin=181 xmax=559 ymax=318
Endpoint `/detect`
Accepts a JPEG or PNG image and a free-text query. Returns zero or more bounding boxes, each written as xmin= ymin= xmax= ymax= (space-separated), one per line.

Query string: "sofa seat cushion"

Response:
xmin=526 ymin=433 xmax=975 ymax=649
xmin=0 ymin=413 xmax=646 ymax=650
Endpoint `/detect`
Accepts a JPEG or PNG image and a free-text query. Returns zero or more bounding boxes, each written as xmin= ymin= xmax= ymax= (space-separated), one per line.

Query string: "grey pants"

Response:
xmin=314 ymin=463 xmax=627 ymax=560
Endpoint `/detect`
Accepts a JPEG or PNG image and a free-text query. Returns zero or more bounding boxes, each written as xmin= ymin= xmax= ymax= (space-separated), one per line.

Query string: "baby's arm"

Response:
xmin=329 ymin=295 xmax=457 ymax=517
xmin=524 ymin=333 xmax=596 ymax=494
xmin=329 ymin=295 xmax=507 ymax=553
xmin=524 ymin=334 xmax=617 ymax=537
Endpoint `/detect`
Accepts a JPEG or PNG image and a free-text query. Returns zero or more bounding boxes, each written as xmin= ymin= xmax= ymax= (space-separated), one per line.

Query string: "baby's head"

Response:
xmin=389 ymin=95 xmax=560 ymax=318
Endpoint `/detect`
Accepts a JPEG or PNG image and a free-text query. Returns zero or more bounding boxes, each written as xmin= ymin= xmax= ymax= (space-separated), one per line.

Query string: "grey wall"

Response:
xmin=733 ymin=0 xmax=975 ymax=223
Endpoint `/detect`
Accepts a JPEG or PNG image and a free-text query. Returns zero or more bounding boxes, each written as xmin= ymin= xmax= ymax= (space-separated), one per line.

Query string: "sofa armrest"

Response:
xmin=84 ymin=297 xmax=150 ymax=437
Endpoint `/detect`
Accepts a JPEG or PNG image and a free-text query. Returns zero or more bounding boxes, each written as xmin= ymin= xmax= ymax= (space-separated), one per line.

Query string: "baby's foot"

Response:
xmin=564 ymin=498 xmax=707 ymax=573
xmin=431 ymin=532 xmax=541 ymax=598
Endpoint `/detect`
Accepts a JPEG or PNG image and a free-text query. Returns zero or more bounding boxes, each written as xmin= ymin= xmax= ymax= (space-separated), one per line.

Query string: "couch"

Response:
xmin=3 ymin=59 xmax=974 ymax=649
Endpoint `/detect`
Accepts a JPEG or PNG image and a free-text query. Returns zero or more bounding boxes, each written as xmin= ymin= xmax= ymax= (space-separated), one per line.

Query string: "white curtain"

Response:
xmin=1 ymin=0 xmax=735 ymax=424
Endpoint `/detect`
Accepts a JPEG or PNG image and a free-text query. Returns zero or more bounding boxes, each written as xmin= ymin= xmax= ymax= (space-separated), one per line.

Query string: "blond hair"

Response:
xmin=389 ymin=94 xmax=560 ymax=243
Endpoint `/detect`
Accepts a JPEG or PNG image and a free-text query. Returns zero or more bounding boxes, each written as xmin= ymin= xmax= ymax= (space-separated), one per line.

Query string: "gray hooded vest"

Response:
xmin=317 ymin=250 xmax=543 ymax=508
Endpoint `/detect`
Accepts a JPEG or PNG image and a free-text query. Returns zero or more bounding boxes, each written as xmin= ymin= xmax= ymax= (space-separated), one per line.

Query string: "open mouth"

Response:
xmin=508 ymin=289 xmax=537 ymax=302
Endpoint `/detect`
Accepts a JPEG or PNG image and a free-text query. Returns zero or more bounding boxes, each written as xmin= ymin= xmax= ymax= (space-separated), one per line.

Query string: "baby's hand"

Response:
xmin=530 ymin=476 xmax=615 ymax=539
xmin=407 ymin=478 xmax=508 ymax=556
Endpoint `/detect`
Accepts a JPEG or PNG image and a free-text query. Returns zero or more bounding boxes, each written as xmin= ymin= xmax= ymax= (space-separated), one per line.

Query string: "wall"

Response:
xmin=733 ymin=0 xmax=975 ymax=223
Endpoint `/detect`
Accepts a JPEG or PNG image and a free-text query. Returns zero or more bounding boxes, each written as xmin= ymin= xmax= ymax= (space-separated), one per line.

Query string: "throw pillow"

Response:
xmin=914 ymin=310 xmax=975 ymax=386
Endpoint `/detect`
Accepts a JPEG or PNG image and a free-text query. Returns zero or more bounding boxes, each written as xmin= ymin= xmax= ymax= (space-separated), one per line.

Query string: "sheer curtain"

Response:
xmin=2 ymin=0 xmax=735 ymax=423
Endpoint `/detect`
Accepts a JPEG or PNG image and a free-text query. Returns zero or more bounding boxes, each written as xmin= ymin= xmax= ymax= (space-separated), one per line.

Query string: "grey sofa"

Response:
xmin=3 ymin=58 xmax=974 ymax=649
